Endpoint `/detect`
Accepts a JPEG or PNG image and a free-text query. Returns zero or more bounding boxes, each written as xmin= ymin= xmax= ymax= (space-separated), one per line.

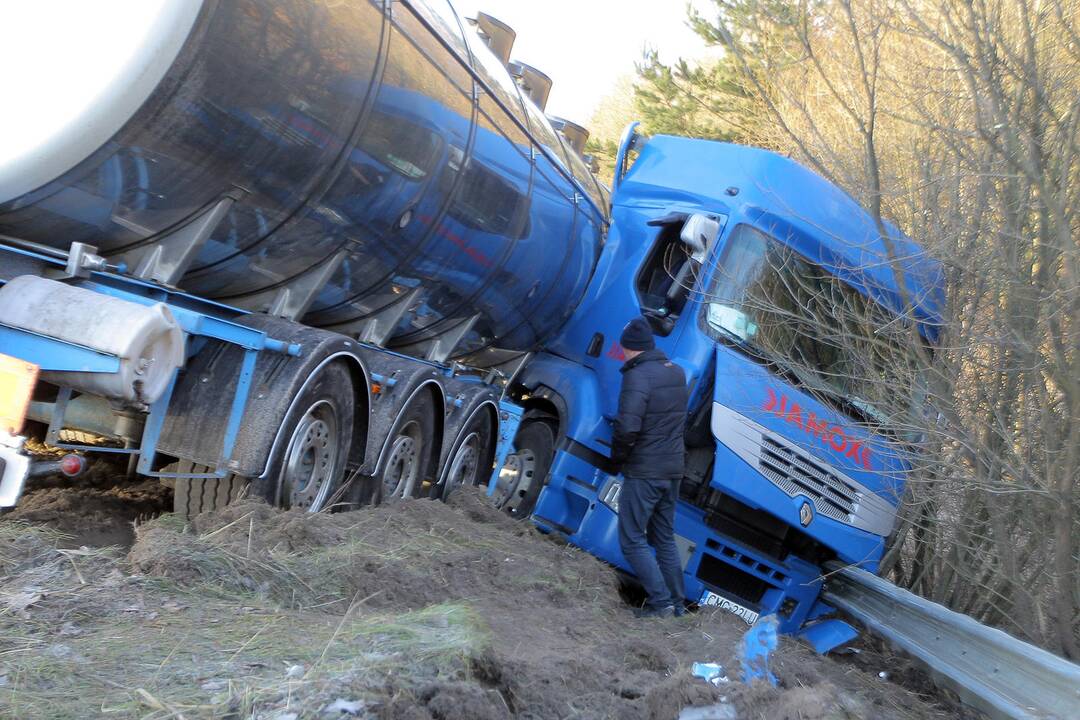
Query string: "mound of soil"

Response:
xmin=0 ymin=483 xmax=966 ymax=719
xmin=119 ymin=490 xmax=959 ymax=720
xmin=6 ymin=457 xmax=171 ymax=548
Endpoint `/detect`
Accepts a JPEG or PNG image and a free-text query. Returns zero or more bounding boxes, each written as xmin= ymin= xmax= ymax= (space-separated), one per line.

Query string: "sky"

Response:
xmin=452 ymin=0 xmax=716 ymax=126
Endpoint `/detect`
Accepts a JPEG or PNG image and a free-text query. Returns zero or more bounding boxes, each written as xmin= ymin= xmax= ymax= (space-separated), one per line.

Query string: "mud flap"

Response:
xmin=157 ymin=315 xmax=368 ymax=478
xmin=486 ymin=400 xmax=522 ymax=497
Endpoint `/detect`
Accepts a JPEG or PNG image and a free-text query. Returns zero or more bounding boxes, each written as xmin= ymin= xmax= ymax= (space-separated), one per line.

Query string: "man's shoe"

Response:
xmin=673 ymin=604 xmax=688 ymax=617
xmin=633 ymin=604 xmax=675 ymax=618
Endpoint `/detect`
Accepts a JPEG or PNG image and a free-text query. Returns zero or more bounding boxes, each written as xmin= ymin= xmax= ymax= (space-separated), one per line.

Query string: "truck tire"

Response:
xmin=260 ymin=360 xmax=355 ymax=512
xmin=495 ymin=418 xmax=555 ymax=518
xmin=377 ymin=392 xmax=436 ymax=501
xmin=168 ymin=461 xmax=249 ymax=517
xmin=440 ymin=411 xmax=495 ymax=501
xmin=170 ymin=360 xmax=356 ymax=517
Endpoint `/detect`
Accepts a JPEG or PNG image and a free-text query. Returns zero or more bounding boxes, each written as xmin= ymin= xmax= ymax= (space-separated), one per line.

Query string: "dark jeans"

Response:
xmin=618 ymin=477 xmax=686 ymax=610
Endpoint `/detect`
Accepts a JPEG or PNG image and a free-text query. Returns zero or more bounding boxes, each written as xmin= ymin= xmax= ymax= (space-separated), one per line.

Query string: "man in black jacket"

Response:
xmin=611 ymin=316 xmax=689 ymax=618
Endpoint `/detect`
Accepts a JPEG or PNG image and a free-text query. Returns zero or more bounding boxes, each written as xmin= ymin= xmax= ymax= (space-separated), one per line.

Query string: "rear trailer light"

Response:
xmin=28 ymin=454 xmax=86 ymax=479
xmin=60 ymin=454 xmax=86 ymax=477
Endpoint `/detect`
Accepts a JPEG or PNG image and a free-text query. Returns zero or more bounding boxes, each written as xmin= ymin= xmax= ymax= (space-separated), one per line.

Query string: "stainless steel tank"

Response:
xmin=0 ymin=0 xmax=608 ymax=365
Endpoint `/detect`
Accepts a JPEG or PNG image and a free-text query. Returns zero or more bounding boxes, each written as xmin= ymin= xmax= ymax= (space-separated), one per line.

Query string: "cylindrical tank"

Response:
xmin=0 ymin=0 xmax=608 ymax=365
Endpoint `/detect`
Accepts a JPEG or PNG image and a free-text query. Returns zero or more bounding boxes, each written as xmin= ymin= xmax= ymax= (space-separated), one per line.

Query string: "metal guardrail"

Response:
xmin=822 ymin=564 xmax=1080 ymax=720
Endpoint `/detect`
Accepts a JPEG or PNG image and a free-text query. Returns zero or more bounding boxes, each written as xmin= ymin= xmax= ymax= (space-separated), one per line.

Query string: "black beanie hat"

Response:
xmin=620 ymin=316 xmax=655 ymax=351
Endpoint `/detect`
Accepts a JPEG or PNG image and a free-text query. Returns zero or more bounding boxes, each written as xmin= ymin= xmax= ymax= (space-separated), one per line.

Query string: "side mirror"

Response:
xmin=680 ymin=214 xmax=722 ymax=263
xmin=643 ymin=308 xmax=676 ymax=336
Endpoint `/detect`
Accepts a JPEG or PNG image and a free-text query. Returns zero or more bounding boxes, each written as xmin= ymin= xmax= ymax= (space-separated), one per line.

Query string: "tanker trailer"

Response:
xmin=0 ymin=0 xmax=606 ymax=514
xmin=0 ymin=0 xmax=947 ymax=644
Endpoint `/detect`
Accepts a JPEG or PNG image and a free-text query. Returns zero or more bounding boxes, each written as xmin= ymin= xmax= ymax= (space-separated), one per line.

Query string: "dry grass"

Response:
xmin=0 ymin=519 xmax=485 ymax=719
xmin=0 ymin=494 xmax=963 ymax=719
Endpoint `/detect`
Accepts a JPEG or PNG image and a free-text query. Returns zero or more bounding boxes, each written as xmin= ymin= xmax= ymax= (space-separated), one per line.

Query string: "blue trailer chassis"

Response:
xmin=1 ymin=242 xmax=297 ymax=483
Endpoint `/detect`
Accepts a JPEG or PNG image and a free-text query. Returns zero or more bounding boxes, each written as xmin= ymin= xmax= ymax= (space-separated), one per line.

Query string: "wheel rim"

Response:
xmin=445 ymin=431 xmax=481 ymax=493
xmin=493 ymin=447 xmax=537 ymax=515
xmin=282 ymin=400 xmax=339 ymax=511
xmin=384 ymin=420 xmax=422 ymax=499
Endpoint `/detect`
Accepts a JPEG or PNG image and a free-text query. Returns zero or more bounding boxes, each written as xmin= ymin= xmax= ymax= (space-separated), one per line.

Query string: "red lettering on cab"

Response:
xmin=762 ymin=388 xmax=873 ymax=470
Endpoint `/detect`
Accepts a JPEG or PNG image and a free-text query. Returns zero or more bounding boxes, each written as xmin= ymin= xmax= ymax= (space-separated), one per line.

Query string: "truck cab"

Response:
xmin=504 ymin=129 xmax=944 ymax=635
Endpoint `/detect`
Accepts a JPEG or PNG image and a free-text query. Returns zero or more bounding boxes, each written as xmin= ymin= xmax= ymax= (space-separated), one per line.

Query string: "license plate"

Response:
xmin=699 ymin=590 xmax=760 ymax=625
xmin=0 ymin=353 xmax=38 ymax=435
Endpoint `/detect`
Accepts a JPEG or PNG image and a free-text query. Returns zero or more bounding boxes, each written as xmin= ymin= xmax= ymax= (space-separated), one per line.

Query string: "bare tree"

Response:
xmin=676 ymin=0 xmax=1078 ymax=656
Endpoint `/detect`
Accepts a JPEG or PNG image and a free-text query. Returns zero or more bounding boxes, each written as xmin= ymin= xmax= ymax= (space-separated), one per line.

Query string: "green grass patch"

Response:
xmin=1 ymin=598 xmax=485 ymax=719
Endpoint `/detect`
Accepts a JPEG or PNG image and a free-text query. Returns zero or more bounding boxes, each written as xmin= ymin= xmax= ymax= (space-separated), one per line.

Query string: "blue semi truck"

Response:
xmin=0 ymin=0 xmax=941 ymax=647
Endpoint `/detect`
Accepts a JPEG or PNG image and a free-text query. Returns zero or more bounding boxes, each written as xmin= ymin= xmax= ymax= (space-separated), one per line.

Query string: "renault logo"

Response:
xmin=799 ymin=501 xmax=814 ymax=527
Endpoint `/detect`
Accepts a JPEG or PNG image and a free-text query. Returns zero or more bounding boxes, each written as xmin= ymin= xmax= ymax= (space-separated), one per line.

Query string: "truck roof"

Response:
xmin=617 ymin=135 xmax=945 ymax=338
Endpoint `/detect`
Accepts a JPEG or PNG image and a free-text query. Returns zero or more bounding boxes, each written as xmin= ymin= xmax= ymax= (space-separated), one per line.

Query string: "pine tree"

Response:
xmin=634 ymin=50 xmax=752 ymax=141
xmin=633 ymin=0 xmax=806 ymax=147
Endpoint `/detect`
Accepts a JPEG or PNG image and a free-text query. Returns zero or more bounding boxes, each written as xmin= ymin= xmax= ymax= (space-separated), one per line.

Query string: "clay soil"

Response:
xmin=0 ymin=467 xmax=971 ymax=720
xmin=5 ymin=452 xmax=172 ymax=548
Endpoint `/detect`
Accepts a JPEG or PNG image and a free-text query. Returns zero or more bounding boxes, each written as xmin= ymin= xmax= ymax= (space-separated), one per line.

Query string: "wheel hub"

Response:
xmin=282 ymin=400 xmax=338 ymax=511
xmin=445 ymin=432 xmax=480 ymax=492
xmin=384 ymin=421 xmax=422 ymax=499
xmin=494 ymin=448 xmax=537 ymax=513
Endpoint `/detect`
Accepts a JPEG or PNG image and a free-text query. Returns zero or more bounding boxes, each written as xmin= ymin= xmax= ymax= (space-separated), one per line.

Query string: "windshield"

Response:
xmin=701 ymin=223 xmax=929 ymax=435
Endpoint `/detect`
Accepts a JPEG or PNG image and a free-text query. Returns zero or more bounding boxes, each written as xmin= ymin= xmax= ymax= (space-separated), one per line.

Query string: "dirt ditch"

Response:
xmin=0 ymin=473 xmax=970 ymax=720
xmin=4 ymin=453 xmax=172 ymax=548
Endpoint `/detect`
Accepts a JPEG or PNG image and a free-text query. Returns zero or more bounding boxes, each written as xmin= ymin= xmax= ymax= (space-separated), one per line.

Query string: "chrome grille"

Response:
xmin=758 ymin=436 xmax=858 ymax=523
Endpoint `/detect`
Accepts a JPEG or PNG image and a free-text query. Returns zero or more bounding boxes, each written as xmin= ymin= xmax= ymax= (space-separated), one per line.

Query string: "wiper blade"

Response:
xmin=710 ymin=327 xmax=821 ymax=393
xmin=802 ymin=383 xmax=879 ymax=428
xmin=792 ymin=380 xmax=899 ymax=437
xmin=710 ymin=327 xmax=800 ymax=378
xmin=848 ymin=395 xmax=891 ymax=425
xmin=709 ymin=324 xmax=760 ymax=356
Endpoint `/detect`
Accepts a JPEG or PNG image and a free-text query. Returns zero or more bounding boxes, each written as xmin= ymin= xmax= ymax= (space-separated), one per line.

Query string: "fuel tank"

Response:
xmin=0 ymin=0 xmax=607 ymax=364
